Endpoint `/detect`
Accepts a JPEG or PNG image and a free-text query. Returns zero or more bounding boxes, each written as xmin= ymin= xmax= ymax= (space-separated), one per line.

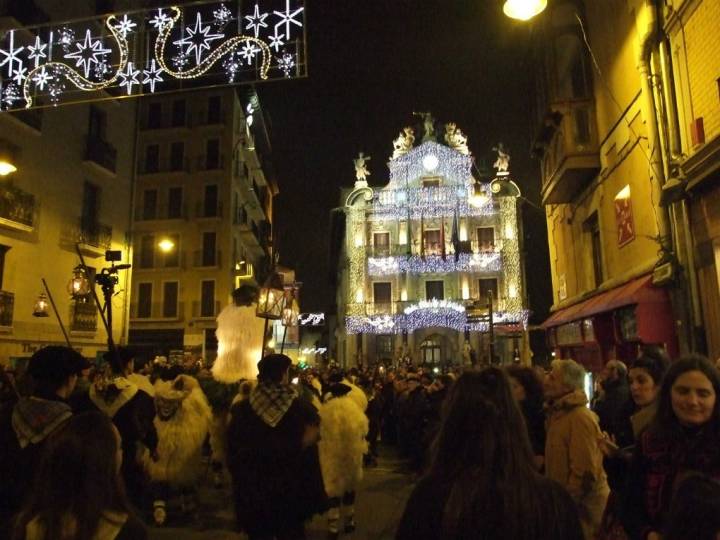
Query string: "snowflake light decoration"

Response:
xmin=142 ymin=59 xmax=163 ymax=92
xmin=31 ymin=66 xmax=53 ymax=91
xmin=240 ymin=43 xmax=261 ymax=63
xmin=276 ymin=52 xmax=295 ymax=77
xmin=113 ymin=14 xmax=137 ymax=38
xmin=173 ymin=12 xmax=224 ymax=65
xmin=12 ymin=66 xmax=27 ymax=85
xmin=27 ymin=35 xmax=47 ymax=69
xmin=213 ymin=4 xmax=233 ymax=26
xmin=0 ymin=30 xmax=25 ymax=77
xmin=172 ymin=51 xmax=190 ymax=71
xmin=273 ymin=0 xmax=304 ymax=40
xmin=149 ymin=9 xmax=172 ymax=30
xmin=57 ymin=27 xmax=75 ymax=52
xmin=245 ymin=4 xmax=269 ymax=38
xmin=268 ymin=31 xmax=285 ymax=53
xmin=93 ymin=60 xmax=110 ymax=80
xmin=64 ymin=29 xmax=112 ymax=78
xmin=222 ymin=52 xmax=242 ymax=82
xmin=1 ymin=83 xmax=21 ymax=108
xmin=118 ymin=61 xmax=140 ymax=95
xmin=47 ymin=79 xmax=65 ymax=105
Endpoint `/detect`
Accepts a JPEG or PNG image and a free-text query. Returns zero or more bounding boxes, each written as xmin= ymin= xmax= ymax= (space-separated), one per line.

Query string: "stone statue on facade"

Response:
xmin=391 ymin=126 xmax=415 ymax=159
xmin=413 ymin=111 xmax=436 ymax=142
xmin=493 ymin=143 xmax=510 ymax=173
xmin=444 ymin=122 xmax=470 ymax=155
xmin=353 ymin=152 xmax=371 ymax=186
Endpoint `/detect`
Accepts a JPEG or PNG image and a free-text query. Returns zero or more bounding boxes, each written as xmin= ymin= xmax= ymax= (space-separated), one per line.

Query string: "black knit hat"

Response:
xmin=258 ymin=353 xmax=292 ymax=382
xmin=27 ymin=346 xmax=90 ymax=383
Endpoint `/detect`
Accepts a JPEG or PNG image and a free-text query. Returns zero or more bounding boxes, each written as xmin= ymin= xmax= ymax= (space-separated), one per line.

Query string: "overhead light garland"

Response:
xmin=0 ymin=0 xmax=306 ymax=112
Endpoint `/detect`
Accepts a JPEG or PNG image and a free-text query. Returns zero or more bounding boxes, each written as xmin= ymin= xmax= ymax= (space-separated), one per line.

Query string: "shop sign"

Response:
xmin=615 ymin=186 xmax=635 ymax=247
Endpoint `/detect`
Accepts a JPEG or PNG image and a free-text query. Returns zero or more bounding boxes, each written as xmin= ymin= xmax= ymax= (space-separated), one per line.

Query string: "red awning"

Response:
xmin=542 ymin=275 xmax=660 ymax=328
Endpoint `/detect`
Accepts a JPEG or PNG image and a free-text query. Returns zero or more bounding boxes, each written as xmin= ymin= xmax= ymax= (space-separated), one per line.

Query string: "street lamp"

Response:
xmin=0 ymin=141 xmax=18 ymax=176
xmin=469 ymin=179 xmax=490 ymax=208
xmin=158 ymin=237 xmax=175 ymax=253
xmin=503 ymin=0 xmax=547 ymax=20
xmin=67 ymin=265 xmax=91 ymax=297
xmin=256 ymin=270 xmax=286 ymax=358
xmin=32 ymin=292 xmax=49 ymax=317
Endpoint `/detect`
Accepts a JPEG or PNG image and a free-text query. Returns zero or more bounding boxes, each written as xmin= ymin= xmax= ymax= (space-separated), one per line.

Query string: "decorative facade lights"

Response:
xmin=367 ymin=252 xmax=502 ymax=276
xmin=0 ymin=0 xmax=306 ymax=112
xmin=373 ymin=185 xmax=496 ymax=220
xmin=403 ymin=299 xmax=465 ymax=314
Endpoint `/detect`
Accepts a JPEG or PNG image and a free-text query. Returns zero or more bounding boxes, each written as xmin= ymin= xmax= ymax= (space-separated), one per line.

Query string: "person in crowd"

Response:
xmin=396 ymin=368 xmax=583 ymax=540
xmin=664 ymin=473 xmax=720 ymax=540
xmin=318 ymin=378 xmax=369 ymax=539
xmin=506 ymin=364 xmax=546 ymax=469
xmin=423 ymin=374 xmax=452 ymax=456
xmin=544 ymin=359 xmax=609 ymax=540
xmin=398 ymin=372 xmax=429 ymax=472
xmin=364 ymin=379 xmax=384 ymax=467
xmin=620 ymin=355 xmax=720 ymax=540
xmin=593 ymin=360 xmax=634 ymax=448
xmin=84 ymin=346 xmax=158 ymax=510
xmin=227 ymin=354 xmax=326 ymax=539
xmin=0 ymin=346 xmax=88 ymax=536
xmin=12 ymin=411 xmax=147 ymax=539
xmin=380 ymin=370 xmax=398 ymax=445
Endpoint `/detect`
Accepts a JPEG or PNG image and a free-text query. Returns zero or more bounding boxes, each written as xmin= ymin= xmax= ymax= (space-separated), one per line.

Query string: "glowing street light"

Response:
xmin=158 ymin=238 xmax=175 ymax=253
xmin=503 ymin=0 xmax=547 ymax=20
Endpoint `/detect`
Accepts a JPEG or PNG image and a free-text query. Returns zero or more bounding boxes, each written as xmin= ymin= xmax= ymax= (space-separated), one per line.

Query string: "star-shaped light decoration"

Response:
xmin=244 ymin=4 xmax=269 ymax=38
xmin=142 ymin=59 xmax=164 ymax=93
xmin=173 ymin=12 xmax=224 ymax=66
xmin=0 ymin=30 xmax=25 ymax=77
xmin=27 ymin=35 xmax=48 ymax=68
xmin=65 ymin=29 xmax=112 ymax=79
xmin=276 ymin=52 xmax=295 ymax=77
xmin=12 ymin=66 xmax=26 ymax=85
xmin=213 ymin=4 xmax=233 ymax=26
xmin=113 ymin=14 xmax=137 ymax=38
xmin=118 ymin=61 xmax=140 ymax=95
xmin=31 ymin=65 xmax=53 ymax=91
xmin=149 ymin=8 xmax=172 ymax=30
xmin=240 ymin=43 xmax=261 ymax=63
xmin=268 ymin=31 xmax=285 ymax=52
xmin=273 ymin=0 xmax=304 ymax=40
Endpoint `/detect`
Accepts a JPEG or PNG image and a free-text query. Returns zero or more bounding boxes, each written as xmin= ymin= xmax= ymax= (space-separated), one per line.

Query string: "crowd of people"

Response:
xmin=2 ymin=343 xmax=720 ymax=540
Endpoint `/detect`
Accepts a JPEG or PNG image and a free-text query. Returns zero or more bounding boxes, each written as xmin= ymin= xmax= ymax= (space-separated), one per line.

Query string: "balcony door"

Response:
xmin=373 ymin=232 xmax=390 ymax=256
xmin=425 ymin=280 xmax=444 ymax=301
xmin=423 ymin=229 xmax=441 ymax=255
xmin=372 ymin=282 xmax=392 ymax=313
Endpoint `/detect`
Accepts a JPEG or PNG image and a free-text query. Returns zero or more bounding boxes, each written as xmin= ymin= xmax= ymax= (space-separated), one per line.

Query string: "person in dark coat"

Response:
xmin=506 ymin=365 xmax=546 ymax=469
xmin=593 ymin=360 xmax=634 ymax=448
xmin=83 ymin=347 xmax=158 ymax=510
xmin=227 ymin=354 xmax=326 ymax=539
xmin=399 ymin=372 xmax=429 ymax=472
xmin=396 ymin=368 xmax=584 ymax=540
xmin=0 ymin=346 xmax=88 ymax=537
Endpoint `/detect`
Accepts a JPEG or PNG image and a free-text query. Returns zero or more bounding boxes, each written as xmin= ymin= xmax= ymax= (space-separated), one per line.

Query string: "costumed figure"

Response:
xmin=145 ymin=374 xmax=212 ymax=525
xmin=318 ymin=380 xmax=369 ymax=539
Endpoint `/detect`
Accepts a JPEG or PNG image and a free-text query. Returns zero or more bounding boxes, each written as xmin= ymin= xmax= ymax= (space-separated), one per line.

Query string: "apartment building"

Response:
xmin=129 ymin=87 xmax=276 ymax=361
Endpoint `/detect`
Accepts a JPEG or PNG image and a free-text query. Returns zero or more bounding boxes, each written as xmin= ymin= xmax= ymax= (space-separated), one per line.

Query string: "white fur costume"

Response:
xmin=318 ymin=395 xmax=369 ymax=498
xmin=213 ymin=304 xmax=266 ymax=383
xmin=144 ymin=375 xmax=212 ymax=486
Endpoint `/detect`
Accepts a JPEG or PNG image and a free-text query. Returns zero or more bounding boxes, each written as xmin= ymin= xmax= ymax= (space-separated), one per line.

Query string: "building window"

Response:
xmin=585 ymin=213 xmax=603 ymax=288
xmin=423 ymin=229 xmax=441 ymax=255
xmin=142 ymin=189 xmax=157 ymax=220
xmin=88 ymin=106 xmax=106 ymax=140
xmin=373 ymin=232 xmax=390 ymax=256
xmin=167 ymin=187 xmax=183 ymax=219
xmin=376 ymin=335 xmax=393 ymax=359
xmin=478 ymin=278 xmax=498 ymax=302
xmin=207 ymin=95 xmax=221 ymax=123
xmin=202 ymin=231 xmax=216 ymax=266
xmin=147 ymin=102 xmax=162 ymax=129
xmin=203 ymin=184 xmax=218 ymax=217
xmin=171 ymin=99 xmax=185 ymax=127
xmin=81 ymin=181 xmax=100 ymax=233
xmin=422 ymin=178 xmax=440 ymax=188
xmin=139 ymin=235 xmax=154 ymax=268
xmin=476 ymin=227 xmax=495 ymax=251
xmin=162 ymin=281 xmax=178 ymax=318
xmin=200 ymin=280 xmax=215 ymax=317
xmin=373 ymin=282 xmax=392 ymax=306
xmin=420 ymin=337 xmax=441 ymax=364
xmin=206 ymin=139 xmax=220 ymax=169
xmin=144 ymin=144 xmax=159 ymax=173
xmin=169 ymin=142 xmax=184 ymax=171
xmin=137 ymin=282 xmax=152 ymax=318
xmin=425 ymin=280 xmax=444 ymax=300
xmin=163 ymin=234 xmax=180 ymax=268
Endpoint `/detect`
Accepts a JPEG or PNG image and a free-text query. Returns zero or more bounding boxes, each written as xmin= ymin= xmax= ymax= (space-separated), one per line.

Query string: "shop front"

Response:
xmin=542 ymin=274 xmax=678 ymax=372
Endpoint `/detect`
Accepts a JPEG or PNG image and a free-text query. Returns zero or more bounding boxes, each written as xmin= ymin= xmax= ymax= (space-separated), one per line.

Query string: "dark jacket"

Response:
xmin=521 ymin=398 xmax=546 ymax=457
xmin=396 ymin=472 xmax=584 ymax=540
xmin=621 ymin=425 xmax=720 ymax=540
xmin=594 ymin=377 xmax=634 ymax=447
xmin=227 ymin=396 xmax=325 ymax=536
xmin=0 ymin=393 xmax=72 ymax=536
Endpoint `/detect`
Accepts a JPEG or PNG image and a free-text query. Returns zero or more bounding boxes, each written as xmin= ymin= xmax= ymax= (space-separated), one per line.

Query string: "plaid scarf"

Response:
xmin=249 ymin=382 xmax=298 ymax=427
xmin=12 ymin=397 xmax=72 ymax=449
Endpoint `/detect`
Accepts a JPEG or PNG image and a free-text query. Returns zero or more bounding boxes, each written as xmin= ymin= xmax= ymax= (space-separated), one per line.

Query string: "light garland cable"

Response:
xmin=23 ymin=14 xmax=129 ymax=108
xmin=154 ymin=6 xmax=271 ymax=81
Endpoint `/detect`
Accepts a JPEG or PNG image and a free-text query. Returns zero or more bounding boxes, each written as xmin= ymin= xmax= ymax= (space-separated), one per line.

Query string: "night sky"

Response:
xmin=259 ymin=0 xmax=552 ymax=321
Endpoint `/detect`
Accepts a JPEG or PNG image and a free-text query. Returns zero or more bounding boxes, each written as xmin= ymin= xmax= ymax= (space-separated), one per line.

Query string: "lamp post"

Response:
xmin=256 ymin=270 xmax=285 ymax=358
xmin=280 ymin=282 xmax=301 ymax=353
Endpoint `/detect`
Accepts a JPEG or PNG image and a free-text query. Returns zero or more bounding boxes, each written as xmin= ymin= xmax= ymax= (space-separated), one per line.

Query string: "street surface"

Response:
xmin=149 ymin=446 xmax=415 ymax=540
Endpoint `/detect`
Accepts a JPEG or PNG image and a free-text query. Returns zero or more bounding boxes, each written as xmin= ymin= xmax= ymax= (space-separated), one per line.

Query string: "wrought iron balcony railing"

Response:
xmin=69 ymin=300 xmax=97 ymax=333
xmin=0 ymin=183 xmax=35 ymax=230
xmin=84 ymin=137 xmax=117 ymax=173
xmin=0 ymin=291 xmax=14 ymax=327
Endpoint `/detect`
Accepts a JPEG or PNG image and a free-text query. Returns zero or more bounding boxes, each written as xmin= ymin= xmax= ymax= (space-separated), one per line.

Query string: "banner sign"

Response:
xmin=0 ymin=0 xmax=307 ymax=111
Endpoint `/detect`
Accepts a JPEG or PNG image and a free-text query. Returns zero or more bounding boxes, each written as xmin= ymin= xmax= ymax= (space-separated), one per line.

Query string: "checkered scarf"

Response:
xmin=249 ymin=382 xmax=298 ymax=427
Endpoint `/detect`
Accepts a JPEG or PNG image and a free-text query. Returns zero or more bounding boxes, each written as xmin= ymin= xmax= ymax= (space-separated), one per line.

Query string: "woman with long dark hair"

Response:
xmin=621 ymin=355 xmax=720 ymax=540
xmin=13 ymin=411 xmax=147 ymax=540
xmin=506 ymin=365 xmax=546 ymax=469
xmin=396 ymin=368 xmax=583 ymax=540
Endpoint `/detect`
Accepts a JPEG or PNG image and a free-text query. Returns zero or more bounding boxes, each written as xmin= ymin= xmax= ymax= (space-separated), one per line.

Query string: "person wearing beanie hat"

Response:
xmin=227 ymin=354 xmax=327 ymax=538
xmin=0 ymin=346 xmax=88 ymax=536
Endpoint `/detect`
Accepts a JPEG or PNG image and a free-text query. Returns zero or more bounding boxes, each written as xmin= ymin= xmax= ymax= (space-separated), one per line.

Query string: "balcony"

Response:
xmin=236 ymin=219 xmax=266 ymax=258
xmin=0 ymin=291 xmax=14 ymax=328
xmin=196 ymin=155 xmax=225 ymax=171
xmin=130 ymin=301 xmax=185 ymax=321
xmin=193 ymin=249 xmax=222 ymax=268
xmin=196 ymin=201 xmax=223 ymax=219
xmin=69 ymin=301 xmax=97 ymax=333
xmin=191 ymin=300 xmax=221 ymax=319
xmin=84 ymin=137 xmax=117 ymax=174
xmin=137 ymin=157 xmax=191 ymax=175
xmin=538 ymin=99 xmax=601 ymax=205
xmin=0 ymin=183 xmax=35 ymax=232
xmin=61 ymin=218 xmax=112 ymax=257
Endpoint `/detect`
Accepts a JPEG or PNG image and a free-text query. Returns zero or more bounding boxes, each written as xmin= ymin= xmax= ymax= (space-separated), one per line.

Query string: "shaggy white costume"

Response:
xmin=144 ymin=375 xmax=212 ymax=486
xmin=318 ymin=394 xmax=369 ymax=498
xmin=324 ymin=379 xmax=368 ymax=413
xmin=212 ymin=304 xmax=266 ymax=383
